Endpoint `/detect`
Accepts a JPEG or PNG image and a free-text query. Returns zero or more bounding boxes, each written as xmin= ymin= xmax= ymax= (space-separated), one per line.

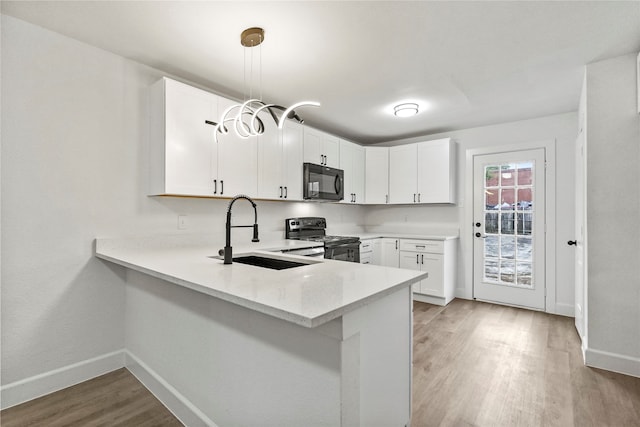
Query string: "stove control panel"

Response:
xmin=286 ymin=217 xmax=326 ymax=231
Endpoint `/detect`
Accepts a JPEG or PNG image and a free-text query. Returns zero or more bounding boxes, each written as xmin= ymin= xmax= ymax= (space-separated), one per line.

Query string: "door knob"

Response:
xmin=475 ymin=232 xmax=482 ymax=238
xmin=475 ymin=222 xmax=481 ymax=227
xmin=567 ymin=240 xmax=577 ymax=246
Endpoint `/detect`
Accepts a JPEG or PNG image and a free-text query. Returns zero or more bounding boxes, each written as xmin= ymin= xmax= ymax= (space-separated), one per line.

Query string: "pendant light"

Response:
xmin=207 ymin=27 xmax=320 ymax=142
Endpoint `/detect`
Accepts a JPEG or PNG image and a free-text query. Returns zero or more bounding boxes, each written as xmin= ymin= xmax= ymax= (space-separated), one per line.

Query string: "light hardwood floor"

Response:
xmin=412 ymin=299 xmax=640 ymax=427
xmin=0 ymin=368 xmax=183 ymax=427
xmin=2 ymin=299 xmax=639 ymax=426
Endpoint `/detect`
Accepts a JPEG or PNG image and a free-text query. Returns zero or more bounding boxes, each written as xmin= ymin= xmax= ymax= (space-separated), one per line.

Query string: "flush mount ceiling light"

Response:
xmin=393 ymin=103 xmax=419 ymax=117
xmin=206 ymin=27 xmax=319 ymax=142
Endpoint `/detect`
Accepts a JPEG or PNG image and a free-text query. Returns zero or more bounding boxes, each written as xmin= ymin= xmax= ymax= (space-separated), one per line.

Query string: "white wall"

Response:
xmin=366 ymin=112 xmax=578 ymax=315
xmin=584 ymin=53 xmax=640 ymax=375
xmin=0 ymin=14 xmax=364 ymax=401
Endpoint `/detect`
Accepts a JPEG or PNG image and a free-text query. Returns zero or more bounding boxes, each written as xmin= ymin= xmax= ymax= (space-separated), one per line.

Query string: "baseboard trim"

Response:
xmin=0 ymin=350 xmax=125 ymax=410
xmin=125 ymin=351 xmax=217 ymax=427
xmin=413 ymin=293 xmax=451 ymax=306
xmin=554 ymin=302 xmax=574 ymax=317
xmin=585 ymin=347 xmax=640 ymax=378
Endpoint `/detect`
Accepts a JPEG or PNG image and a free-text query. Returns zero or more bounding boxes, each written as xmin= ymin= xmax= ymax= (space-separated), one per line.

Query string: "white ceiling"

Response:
xmin=2 ymin=1 xmax=639 ymax=144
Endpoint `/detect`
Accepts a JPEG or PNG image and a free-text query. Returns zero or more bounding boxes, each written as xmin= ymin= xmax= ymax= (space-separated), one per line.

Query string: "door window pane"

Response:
xmin=501 ymin=236 xmax=515 ymax=259
xmin=517 ymin=262 xmax=532 ymax=286
xmin=501 ymin=164 xmax=516 ymax=186
xmin=484 ymin=235 xmax=499 ymax=259
xmin=485 ymin=259 xmax=499 ymax=281
xmin=500 ymin=188 xmax=515 ymax=209
xmin=500 ymin=260 xmax=515 ymax=283
xmin=517 ymin=188 xmax=532 ymax=210
xmin=517 ymin=237 xmax=532 ymax=262
xmin=517 ymin=162 xmax=533 ymax=185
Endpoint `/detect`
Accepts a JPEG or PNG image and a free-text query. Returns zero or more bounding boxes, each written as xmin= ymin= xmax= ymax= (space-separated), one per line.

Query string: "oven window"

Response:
xmin=325 ymin=246 xmax=360 ymax=262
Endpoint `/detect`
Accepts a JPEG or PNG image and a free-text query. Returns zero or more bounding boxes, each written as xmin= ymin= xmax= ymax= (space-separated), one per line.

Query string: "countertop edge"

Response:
xmin=95 ymin=245 xmax=425 ymax=328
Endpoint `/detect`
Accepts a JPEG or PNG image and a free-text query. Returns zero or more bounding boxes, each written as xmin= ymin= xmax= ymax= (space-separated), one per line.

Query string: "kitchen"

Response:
xmin=2 ymin=1 xmax=640 ymax=426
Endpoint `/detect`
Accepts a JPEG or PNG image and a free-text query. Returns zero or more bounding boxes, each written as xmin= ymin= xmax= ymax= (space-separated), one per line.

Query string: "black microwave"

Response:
xmin=303 ymin=163 xmax=344 ymax=201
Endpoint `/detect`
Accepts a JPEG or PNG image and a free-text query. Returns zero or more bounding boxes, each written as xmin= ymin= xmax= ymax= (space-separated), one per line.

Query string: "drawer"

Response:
xmin=399 ymin=239 xmax=443 ymax=254
xmin=361 ymin=252 xmax=372 ymax=264
xmin=360 ymin=241 xmax=374 ymax=253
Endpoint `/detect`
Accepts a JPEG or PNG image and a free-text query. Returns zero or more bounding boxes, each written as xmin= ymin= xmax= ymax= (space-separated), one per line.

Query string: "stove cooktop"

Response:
xmin=303 ymin=235 xmax=360 ymax=245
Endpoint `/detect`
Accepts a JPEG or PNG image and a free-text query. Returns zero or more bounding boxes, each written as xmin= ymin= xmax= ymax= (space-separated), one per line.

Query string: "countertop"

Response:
xmin=355 ymin=232 xmax=459 ymax=241
xmin=95 ymin=236 xmax=426 ymax=328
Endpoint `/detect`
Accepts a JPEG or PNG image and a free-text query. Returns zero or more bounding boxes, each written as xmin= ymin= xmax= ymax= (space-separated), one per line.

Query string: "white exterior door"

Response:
xmin=473 ymin=149 xmax=546 ymax=310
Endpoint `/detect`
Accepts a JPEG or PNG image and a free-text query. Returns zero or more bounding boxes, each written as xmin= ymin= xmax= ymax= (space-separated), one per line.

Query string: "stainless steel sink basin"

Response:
xmin=232 ymin=255 xmax=307 ymax=270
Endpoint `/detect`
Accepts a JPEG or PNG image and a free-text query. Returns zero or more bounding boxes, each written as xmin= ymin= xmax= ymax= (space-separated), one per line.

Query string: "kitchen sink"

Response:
xmin=209 ymin=253 xmax=315 ymax=270
xmin=232 ymin=255 xmax=308 ymax=270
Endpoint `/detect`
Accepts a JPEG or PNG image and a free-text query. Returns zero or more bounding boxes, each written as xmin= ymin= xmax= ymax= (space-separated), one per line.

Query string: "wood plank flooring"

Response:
xmin=0 ymin=368 xmax=183 ymax=427
xmin=2 ymin=299 xmax=639 ymax=426
xmin=412 ymin=299 xmax=640 ymax=427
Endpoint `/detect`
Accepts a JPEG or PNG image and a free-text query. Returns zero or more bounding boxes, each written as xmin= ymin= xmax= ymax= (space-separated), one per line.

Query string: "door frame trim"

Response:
xmin=464 ymin=139 xmax=557 ymax=313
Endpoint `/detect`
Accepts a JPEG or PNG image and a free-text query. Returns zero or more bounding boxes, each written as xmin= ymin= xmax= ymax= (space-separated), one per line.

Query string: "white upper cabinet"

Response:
xmin=339 ymin=140 xmax=365 ymax=204
xmin=417 ymin=138 xmax=456 ymax=204
xmin=365 ymin=147 xmax=389 ymax=204
xmin=389 ymin=144 xmax=418 ymax=204
xmin=149 ymin=77 xmax=258 ymax=198
xmin=388 ymin=138 xmax=456 ymax=204
xmin=149 ymin=77 xmax=218 ymax=196
xmin=257 ymin=119 xmax=303 ymax=201
xmin=303 ymin=127 xmax=339 ymax=168
xmin=213 ymin=97 xmax=258 ymax=198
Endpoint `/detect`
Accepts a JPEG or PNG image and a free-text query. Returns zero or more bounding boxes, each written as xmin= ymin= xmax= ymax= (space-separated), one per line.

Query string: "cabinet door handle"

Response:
xmin=354 ymin=193 xmax=357 ymax=203
xmin=220 ymin=180 xmax=224 ymax=195
xmin=213 ymin=179 xmax=217 ymax=194
xmin=418 ymin=193 xmax=421 ymax=203
xmin=413 ymin=193 xmax=416 ymax=203
xmin=416 ymin=254 xmax=419 ymax=264
xmin=284 ymin=186 xmax=288 ymax=198
xmin=279 ymin=186 xmax=283 ymax=198
xmin=421 ymin=254 xmax=424 ymax=264
xmin=396 ymin=240 xmax=398 ymax=250
xmin=416 ymin=245 xmax=425 ymax=249
xmin=385 ymin=194 xmax=388 ymax=204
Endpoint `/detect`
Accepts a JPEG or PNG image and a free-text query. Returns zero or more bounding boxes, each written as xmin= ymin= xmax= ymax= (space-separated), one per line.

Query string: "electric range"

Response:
xmin=285 ymin=217 xmax=361 ymax=263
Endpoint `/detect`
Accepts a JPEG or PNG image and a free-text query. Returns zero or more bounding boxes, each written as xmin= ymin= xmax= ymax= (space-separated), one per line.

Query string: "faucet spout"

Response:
xmin=223 ymin=195 xmax=260 ymax=265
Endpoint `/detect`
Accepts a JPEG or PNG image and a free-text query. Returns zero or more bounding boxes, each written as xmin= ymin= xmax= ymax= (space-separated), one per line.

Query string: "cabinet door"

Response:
xmin=154 ymin=78 xmax=218 ymax=196
xmin=419 ymin=253 xmax=444 ymax=297
xmin=257 ymin=110 xmax=283 ymax=200
xmin=417 ymin=138 xmax=456 ymax=204
xmin=389 ymin=144 xmax=417 ymax=204
xmin=339 ymin=139 xmax=354 ymax=204
xmin=370 ymin=239 xmax=382 ymax=265
xmin=282 ymin=121 xmax=304 ymax=200
xmin=399 ymin=251 xmax=422 ymax=292
xmin=365 ymin=147 xmax=389 ymax=204
xmin=380 ymin=238 xmax=400 ymax=267
xmin=352 ymin=144 xmax=365 ymax=203
xmin=216 ymin=97 xmax=258 ymax=197
xmin=322 ymin=134 xmax=340 ymax=168
xmin=303 ymin=127 xmax=323 ymax=165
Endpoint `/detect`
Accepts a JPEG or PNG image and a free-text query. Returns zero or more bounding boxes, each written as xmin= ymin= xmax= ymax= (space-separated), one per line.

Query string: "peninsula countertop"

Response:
xmin=95 ymin=236 xmax=426 ymax=328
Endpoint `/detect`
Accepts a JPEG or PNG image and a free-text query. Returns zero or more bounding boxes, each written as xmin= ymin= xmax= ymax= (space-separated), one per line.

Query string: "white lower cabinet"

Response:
xmin=399 ymin=239 xmax=457 ymax=306
xmin=379 ymin=238 xmax=400 ymax=267
xmin=360 ymin=240 xmax=373 ymax=264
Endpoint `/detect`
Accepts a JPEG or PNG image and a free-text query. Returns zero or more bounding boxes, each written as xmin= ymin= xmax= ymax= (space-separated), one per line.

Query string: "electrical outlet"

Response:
xmin=178 ymin=215 xmax=188 ymax=230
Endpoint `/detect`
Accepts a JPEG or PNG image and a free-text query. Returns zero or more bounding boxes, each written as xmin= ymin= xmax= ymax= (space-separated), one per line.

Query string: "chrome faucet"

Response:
xmin=220 ymin=195 xmax=259 ymax=264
